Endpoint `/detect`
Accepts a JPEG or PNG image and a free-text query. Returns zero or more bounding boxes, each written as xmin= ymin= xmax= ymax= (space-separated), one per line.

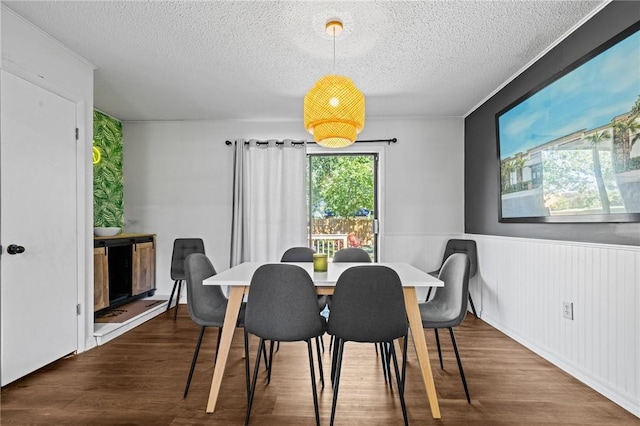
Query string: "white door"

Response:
xmin=1 ymin=70 xmax=78 ymax=386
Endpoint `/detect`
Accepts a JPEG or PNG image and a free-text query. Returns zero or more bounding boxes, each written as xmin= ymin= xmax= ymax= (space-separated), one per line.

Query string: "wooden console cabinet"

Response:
xmin=93 ymin=233 xmax=156 ymax=313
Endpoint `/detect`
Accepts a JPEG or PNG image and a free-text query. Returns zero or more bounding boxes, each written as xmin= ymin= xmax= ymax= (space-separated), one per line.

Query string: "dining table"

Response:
xmin=203 ymin=261 xmax=444 ymax=419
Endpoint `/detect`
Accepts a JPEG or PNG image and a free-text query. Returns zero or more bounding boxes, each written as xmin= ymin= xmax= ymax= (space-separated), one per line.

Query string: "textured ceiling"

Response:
xmin=3 ymin=1 xmax=604 ymax=122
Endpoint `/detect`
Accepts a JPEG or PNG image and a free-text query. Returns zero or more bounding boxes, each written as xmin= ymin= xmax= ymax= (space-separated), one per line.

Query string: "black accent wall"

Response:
xmin=465 ymin=1 xmax=640 ymax=246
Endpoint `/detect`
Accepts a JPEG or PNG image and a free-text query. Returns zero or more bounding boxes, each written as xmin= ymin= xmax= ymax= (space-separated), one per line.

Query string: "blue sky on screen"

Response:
xmin=498 ymin=29 xmax=640 ymax=160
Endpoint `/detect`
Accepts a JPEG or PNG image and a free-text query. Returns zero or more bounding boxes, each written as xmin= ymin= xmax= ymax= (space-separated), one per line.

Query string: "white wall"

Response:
xmin=469 ymin=234 xmax=640 ymax=417
xmin=122 ymin=117 xmax=464 ymax=299
xmin=1 ymin=7 xmax=95 ymax=351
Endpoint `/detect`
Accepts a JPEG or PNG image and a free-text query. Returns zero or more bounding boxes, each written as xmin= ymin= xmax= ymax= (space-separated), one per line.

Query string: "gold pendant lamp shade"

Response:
xmin=304 ymin=75 xmax=365 ymax=148
xmin=303 ymin=19 xmax=365 ymax=148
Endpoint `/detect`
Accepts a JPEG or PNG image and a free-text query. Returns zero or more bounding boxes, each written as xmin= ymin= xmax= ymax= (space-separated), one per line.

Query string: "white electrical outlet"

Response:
xmin=562 ymin=302 xmax=573 ymax=320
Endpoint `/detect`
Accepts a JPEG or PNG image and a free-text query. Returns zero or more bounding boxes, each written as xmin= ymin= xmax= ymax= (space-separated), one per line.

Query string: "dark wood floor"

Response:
xmin=2 ymin=309 xmax=638 ymax=425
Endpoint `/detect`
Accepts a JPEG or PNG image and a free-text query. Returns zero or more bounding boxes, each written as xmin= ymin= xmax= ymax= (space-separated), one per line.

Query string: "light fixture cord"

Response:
xmin=332 ymin=26 xmax=336 ymax=73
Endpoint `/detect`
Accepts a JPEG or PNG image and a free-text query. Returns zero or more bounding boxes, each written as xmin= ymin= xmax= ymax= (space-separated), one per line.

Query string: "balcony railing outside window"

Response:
xmin=311 ymin=234 xmax=348 ymax=259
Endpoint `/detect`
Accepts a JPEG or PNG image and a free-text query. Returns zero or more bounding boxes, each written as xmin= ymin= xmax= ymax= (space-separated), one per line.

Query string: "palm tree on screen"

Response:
xmin=612 ymin=95 xmax=640 ymax=172
xmin=583 ymin=130 xmax=611 ymax=213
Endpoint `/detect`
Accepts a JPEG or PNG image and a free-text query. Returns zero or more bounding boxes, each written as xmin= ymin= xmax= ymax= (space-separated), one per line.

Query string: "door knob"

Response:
xmin=6 ymin=244 xmax=25 ymax=255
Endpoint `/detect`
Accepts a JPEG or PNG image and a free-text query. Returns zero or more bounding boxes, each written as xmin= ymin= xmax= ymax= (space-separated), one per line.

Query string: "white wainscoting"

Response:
xmin=470 ymin=234 xmax=639 ymax=417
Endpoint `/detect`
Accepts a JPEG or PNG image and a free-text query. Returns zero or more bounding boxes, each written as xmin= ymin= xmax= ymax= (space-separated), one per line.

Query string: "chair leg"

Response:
xmin=166 ymin=280 xmax=179 ymax=312
xmin=389 ymin=340 xmax=409 ymax=426
xmin=330 ymin=338 xmax=345 ymax=426
xmin=315 ymin=336 xmax=325 ymax=388
xmin=244 ymin=329 xmax=251 ymax=404
xmin=426 ymin=287 xmax=433 ymax=302
xmin=258 ymin=339 xmax=269 ymax=373
xmin=378 ymin=342 xmax=388 ymax=384
xmin=306 ymin=340 xmax=321 ymax=426
xmin=468 ymin=293 xmax=478 ymax=318
xmin=383 ymin=342 xmax=393 ymax=389
xmin=183 ymin=326 xmax=206 ymax=398
xmin=434 ymin=328 xmax=444 ymax=369
xmin=330 ymin=337 xmax=339 ymax=386
xmin=245 ymin=338 xmax=265 ymax=425
xmin=386 ymin=343 xmax=394 ymax=389
xmin=267 ymin=340 xmax=275 ymax=384
xmin=401 ymin=333 xmax=408 ymax=387
xmin=173 ymin=280 xmax=183 ymax=321
xmin=449 ymin=327 xmax=471 ymax=403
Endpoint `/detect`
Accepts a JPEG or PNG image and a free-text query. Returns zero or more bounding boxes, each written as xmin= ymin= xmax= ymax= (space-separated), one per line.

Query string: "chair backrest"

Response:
xmin=328 ymin=265 xmax=408 ymax=343
xmin=332 ymin=247 xmax=371 ymax=263
xmin=171 ymin=238 xmax=206 ymax=280
xmin=281 ymin=246 xmax=315 ymax=262
xmin=184 ymin=253 xmax=229 ymax=327
xmin=441 ymin=239 xmax=477 ymax=278
xmin=245 ymin=264 xmax=325 ymax=342
xmin=425 ymin=253 xmax=470 ymax=328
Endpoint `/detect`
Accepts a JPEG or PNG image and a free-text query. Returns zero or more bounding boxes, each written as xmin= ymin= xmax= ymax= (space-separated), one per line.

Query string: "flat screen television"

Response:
xmin=496 ymin=21 xmax=640 ymax=223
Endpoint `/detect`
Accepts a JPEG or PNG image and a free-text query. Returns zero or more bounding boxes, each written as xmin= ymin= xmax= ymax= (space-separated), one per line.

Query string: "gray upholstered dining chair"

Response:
xmin=280 ymin=246 xmax=315 ymax=262
xmin=168 ymin=238 xmax=206 ymax=320
xmin=243 ymin=264 xmax=326 ymax=426
xmin=420 ymin=252 xmax=472 ymax=403
xmin=327 ymin=265 xmax=409 ymax=426
xmin=182 ymin=253 xmax=245 ymax=398
xmin=427 ymin=238 xmax=478 ymax=317
xmin=332 ymin=247 xmax=372 ymax=263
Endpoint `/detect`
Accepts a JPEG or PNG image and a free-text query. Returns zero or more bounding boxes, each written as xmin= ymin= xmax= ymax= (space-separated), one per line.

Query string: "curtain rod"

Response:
xmin=225 ymin=138 xmax=397 ymax=146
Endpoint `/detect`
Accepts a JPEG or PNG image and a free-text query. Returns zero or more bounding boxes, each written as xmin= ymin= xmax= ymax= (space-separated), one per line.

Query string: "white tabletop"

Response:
xmin=204 ymin=262 xmax=443 ymax=288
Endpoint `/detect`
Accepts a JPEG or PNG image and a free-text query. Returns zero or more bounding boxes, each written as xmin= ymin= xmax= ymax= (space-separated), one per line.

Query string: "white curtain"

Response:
xmin=230 ymin=139 xmax=308 ymax=266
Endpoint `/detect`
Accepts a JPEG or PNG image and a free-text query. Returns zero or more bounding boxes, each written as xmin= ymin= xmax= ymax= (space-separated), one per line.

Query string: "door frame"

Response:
xmin=1 ymin=64 xmax=89 ymax=353
xmin=306 ymin=143 xmax=386 ymax=261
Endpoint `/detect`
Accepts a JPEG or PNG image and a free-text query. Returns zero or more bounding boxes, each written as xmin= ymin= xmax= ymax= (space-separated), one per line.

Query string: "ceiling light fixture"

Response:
xmin=304 ymin=19 xmax=365 ymax=148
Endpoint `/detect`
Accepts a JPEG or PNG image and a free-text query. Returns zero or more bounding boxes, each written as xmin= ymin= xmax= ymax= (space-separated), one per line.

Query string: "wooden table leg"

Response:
xmin=206 ymin=286 xmax=245 ymax=413
xmin=404 ymin=287 xmax=441 ymax=419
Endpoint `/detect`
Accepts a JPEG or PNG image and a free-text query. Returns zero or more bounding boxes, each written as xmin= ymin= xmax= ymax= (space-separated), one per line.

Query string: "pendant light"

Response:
xmin=304 ymin=20 xmax=365 ymax=148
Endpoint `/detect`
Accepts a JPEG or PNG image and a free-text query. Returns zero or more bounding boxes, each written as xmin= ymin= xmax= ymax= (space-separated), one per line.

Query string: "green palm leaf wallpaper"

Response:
xmin=93 ymin=110 xmax=123 ymax=228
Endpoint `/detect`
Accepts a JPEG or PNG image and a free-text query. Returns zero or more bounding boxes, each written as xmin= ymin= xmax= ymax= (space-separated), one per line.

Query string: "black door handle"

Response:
xmin=6 ymin=244 xmax=25 ymax=255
